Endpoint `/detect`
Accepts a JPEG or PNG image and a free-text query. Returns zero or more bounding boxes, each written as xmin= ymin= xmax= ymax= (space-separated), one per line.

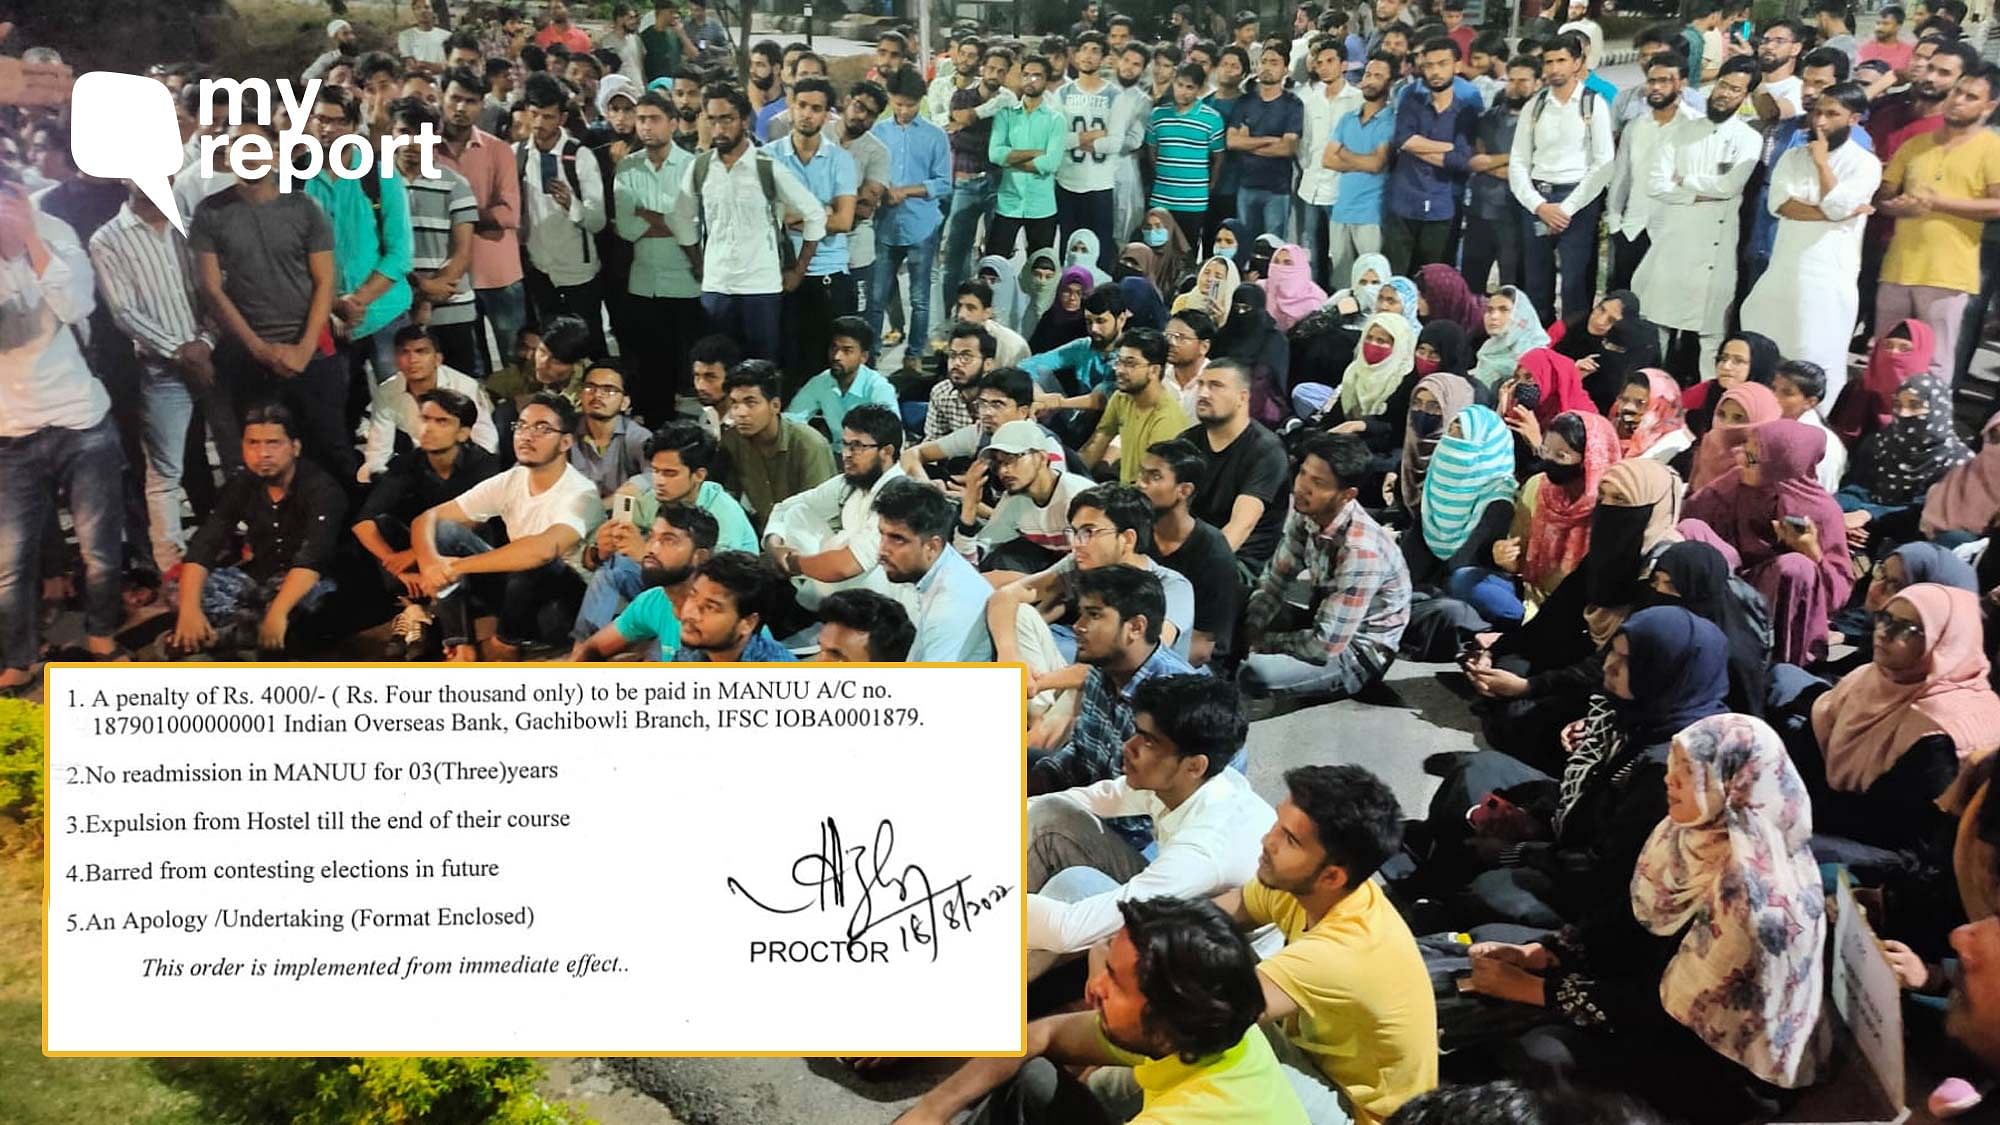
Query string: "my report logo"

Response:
xmin=68 ymin=71 xmax=441 ymax=235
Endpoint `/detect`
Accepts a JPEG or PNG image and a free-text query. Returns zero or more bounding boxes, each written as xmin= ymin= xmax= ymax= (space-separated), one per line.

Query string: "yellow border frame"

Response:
xmin=41 ymin=660 xmax=1030 ymax=1059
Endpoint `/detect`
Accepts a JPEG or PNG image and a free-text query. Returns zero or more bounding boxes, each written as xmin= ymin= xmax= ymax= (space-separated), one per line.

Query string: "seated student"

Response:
xmin=719 ymin=360 xmax=838 ymax=533
xmin=1462 ymin=714 xmax=1826 ymax=1125
xmin=567 ymin=360 xmax=654 ymax=498
xmin=903 ymin=367 xmax=1071 ymax=486
xmin=1388 ymin=1083 xmax=1667 ymax=1124
xmin=1137 ymin=439 xmax=1245 ymax=668
xmin=924 ymin=321 xmax=997 ymax=444
xmin=572 ymin=421 xmax=759 ymax=642
xmin=1829 ymin=317 xmax=1933 ymax=447
xmin=1210 ymin=765 xmax=1439 ymax=1124
xmin=569 ymin=503 xmax=718 ymax=661
xmin=1610 ymin=369 xmax=1694 ymax=469
xmin=359 ymin=326 xmax=498 ymax=482
xmin=1295 ymin=312 xmax=1419 ymax=466
xmin=1025 ymin=564 xmax=1199 ymax=794
xmin=1390 ymin=368 xmax=1478 ymax=525
xmin=670 ymin=550 xmax=800 ymax=663
xmin=871 ymin=477 xmax=995 ymax=662
xmin=412 ymin=393 xmax=603 ymax=661
xmin=1077 ymin=327 xmax=1190 ymax=485
xmin=990 ymin=486 xmax=1198 ymax=718
xmin=1769 ymin=360 xmax=1845 ymax=494
xmin=900 ymin=897 xmax=1310 ymax=1124
xmin=1399 ymin=404 xmax=1518 ymax=661
xmin=782 ymin=315 xmax=900 ymax=437
xmin=955 ymin=419 xmax=1100 ymax=575
xmin=1841 ymin=373 xmax=1973 ymax=561
xmin=1240 ymin=433 xmax=1411 ymax=715
xmin=1024 ymin=675 xmax=1273 ymax=983
xmin=687 ymin=333 xmax=742 ymax=440
xmin=1921 ymin=410 xmax=2000 ymax=546
xmin=487 ymin=315 xmax=591 ymax=443
xmin=763 ymin=403 xmax=911 ymax=620
xmin=1681 ymin=333 xmax=1779 ymax=446
xmin=1022 ymin=281 xmax=1133 ymax=420
xmin=350 ymin=389 xmax=501 ymax=658
xmin=167 ymin=403 xmax=347 ymax=657
xmin=1647 ymin=540 xmax=1774 ymax=718
xmin=1686 ymin=381 xmax=1781 ymax=493
xmin=951 ymin=277 xmax=1032 ymax=366
xmin=1180 ymin=357 xmax=1293 ymax=572
xmin=812 ymin=588 xmax=916 ymax=662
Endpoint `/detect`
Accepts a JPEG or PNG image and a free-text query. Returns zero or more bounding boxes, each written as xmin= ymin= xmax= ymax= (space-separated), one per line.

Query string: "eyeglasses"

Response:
xmin=839 ymin=439 xmax=884 ymax=453
xmin=511 ymin=421 xmax=567 ymax=438
xmin=1064 ymin=525 xmax=1116 ymax=545
xmin=1872 ymin=611 xmax=1925 ymax=642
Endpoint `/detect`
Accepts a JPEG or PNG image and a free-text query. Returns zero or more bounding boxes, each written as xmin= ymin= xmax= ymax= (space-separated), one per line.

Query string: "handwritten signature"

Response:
xmin=726 ymin=817 xmax=1013 ymax=962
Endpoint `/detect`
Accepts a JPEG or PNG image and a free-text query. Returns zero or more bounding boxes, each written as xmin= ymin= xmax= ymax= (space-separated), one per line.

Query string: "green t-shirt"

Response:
xmin=612 ymin=587 xmax=682 ymax=656
xmin=1099 ymin=1021 xmax=1309 ymax=1124
xmin=638 ymin=24 xmax=686 ymax=83
xmin=1094 ymin=391 xmax=1190 ymax=485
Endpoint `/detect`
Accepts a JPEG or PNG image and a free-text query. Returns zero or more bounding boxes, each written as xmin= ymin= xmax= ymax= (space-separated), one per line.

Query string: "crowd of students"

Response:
xmin=7 ymin=0 xmax=2000 ymax=1120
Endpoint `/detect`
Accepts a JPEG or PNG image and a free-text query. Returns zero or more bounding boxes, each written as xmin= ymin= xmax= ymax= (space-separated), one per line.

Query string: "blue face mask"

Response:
xmin=1213 ymin=244 xmax=1237 ymax=260
xmin=1142 ymin=227 xmax=1169 ymax=248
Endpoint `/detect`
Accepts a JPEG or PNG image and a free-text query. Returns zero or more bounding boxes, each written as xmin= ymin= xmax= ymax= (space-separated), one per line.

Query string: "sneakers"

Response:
xmin=383 ymin=604 xmax=433 ymax=660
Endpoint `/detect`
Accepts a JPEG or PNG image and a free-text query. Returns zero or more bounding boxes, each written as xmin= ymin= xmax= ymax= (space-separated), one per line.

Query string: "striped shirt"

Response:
xmin=1146 ymin=101 xmax=1226 ymax=213
xmin=86 ymin=203 xmax=212 ymax=364
xmin=402 ymin=166 xmax=479 ymax=327
xmin=1246 ymin=501 xmax=1410 ymax=671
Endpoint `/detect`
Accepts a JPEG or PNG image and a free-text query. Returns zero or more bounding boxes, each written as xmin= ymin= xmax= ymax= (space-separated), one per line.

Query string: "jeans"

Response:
xmin=198 ymin=565 xmax=338 ymax=650
xmin=0 ymin=415 xmax=126 ymax=668
xmin=1294 ymin=201 xmax=1330 ymax=290
xmin=1519 ymin=184 xmax=1603 ymax=325
xmin=138 ymin=362 xmax=239 ymax=570
xmin=1237 ymin=187 xmax=1291 ymax=246
xmin=430 ymin=519 xmax=585 ymax=648
xmin=572 ymin=552 xmax=645 ymax=641
xmin=1383 ymin=213 xmax=1453 ymax=276
xmin=620 ymin=294 xmax=705 ymax=426
xmin=1956 ymin=230 xmax=2000 ymax=387
xmin=942 ymin=172 xmax=997 ymax=301
xmin=872 ymin=232 xmax=941 ymax=363
xmin=475 ymin=281 xmax=528 ymax=377
xmin=1056 ymin=188 xmax=1115 ymax=272
xmin=427 ymin=320 xmax=483 ymax=378
xmin=699 ymin=292 xmax=783 ymax=361
xmin=1461 ymin=208 xmax=1522 ymax=294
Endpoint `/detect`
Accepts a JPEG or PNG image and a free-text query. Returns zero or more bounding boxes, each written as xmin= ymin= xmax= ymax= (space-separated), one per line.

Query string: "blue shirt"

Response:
xmin=870 ymin=114 xmax=953 ymax=245
xmin=909 ymin=546 xmax=996 ymax=662
xmin=1387 ymin=83 xmax=1483 ymax=221
xmin=784 ymin=363 xmax=900 ymax=435
xmin=1330 ymin=103 xmax=1397 ymax=224
xmin=768 ymin=133 xmax=859 ymax=275
xmin=752 ymin=97 xmax=786 ymax=143
xmin=1032 ymin=642 xmax=1201 ymax=793
xmin=1748 ymin=117 xmax=1874 ymax=260
xmin=675 ymin=628 xmax=798 ymax=662
xmin=1228 ymin=88 xmax=1306 ymax=193
xmin=1021 ymin=336 xmax=1116 ymax=397
xmin=1584 ymin=70 xmax=1617 ymax=103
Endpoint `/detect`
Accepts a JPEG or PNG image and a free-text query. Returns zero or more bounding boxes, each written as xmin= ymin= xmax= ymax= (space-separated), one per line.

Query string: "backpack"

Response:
xmin=691 ymin=146 xmax=797 ymax=272
xmin=514 ymin=137 xmax=594 ymax=266
xmin=1528 ymin=84 xmax=1599 ymax=130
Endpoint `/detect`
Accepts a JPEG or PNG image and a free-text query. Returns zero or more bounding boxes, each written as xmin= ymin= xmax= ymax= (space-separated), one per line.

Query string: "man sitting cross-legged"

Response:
xmin=762 ymin=402 xmax=913 ymax=637
xmin=569 ymin=502 xmax=718 ymax=661
xmin=812 ymin=588 xmax=917 ymax=661
xmin=872 ymin=476 xmax=996 ymax=662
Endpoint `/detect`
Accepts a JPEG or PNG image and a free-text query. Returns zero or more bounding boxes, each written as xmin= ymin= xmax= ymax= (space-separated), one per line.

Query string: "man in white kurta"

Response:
xmin=1630 ymin=63 xmax=1762 ymax=379
xmin=1738 ymin=89 xmax=1883 ymax=407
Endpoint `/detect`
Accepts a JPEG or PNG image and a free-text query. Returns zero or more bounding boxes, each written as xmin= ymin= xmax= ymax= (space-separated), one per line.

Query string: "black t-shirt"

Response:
xmin=1179 ymin=421 xmax=1290 ymax=568
xmin=1153 ymin=519 xmax=1243 ymax=658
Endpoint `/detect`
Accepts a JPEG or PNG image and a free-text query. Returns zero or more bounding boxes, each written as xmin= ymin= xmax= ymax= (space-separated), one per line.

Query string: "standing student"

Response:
xmin=1053 ymin=32 xmax=1129 ymax=274
xmin=437 ymin=66 xmax=524 ymax=378
xmin=1507 ymin=31 xmax=1614 ymax=324
xmin=515 ymin=73 xmax=608 ymax=355
xmin=1325 ymin=54 xmax=1396 ymax=287
xmin=870 ymin=69 xmax=952 ymax=371
xmin=1228 ymin=42 xmax=1306 ymax=244
xmin=987 ymin=54 xmax=1067 ymax=259
xmin=770 ymin=76 xmax=860 ymax=388
xmin=1147 ymin=62 xmax=1229 ymax=252
xmin=1384 ymin=37 xmax=1482 ymax=275
xmin=613 ymin=90 xmax=702 ymax=426
xmin=1295 ymin=39 xmax=1362 ymax=285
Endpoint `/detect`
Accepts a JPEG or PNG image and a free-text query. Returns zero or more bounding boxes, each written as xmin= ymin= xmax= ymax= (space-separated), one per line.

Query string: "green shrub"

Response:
xmin=0 ymin=700 xmax=43 ymax=829
xmin=152 ymin=1056 xmax=587 ymax=1124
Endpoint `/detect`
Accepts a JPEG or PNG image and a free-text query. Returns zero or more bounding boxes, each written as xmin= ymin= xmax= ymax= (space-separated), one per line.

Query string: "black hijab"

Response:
xmin=1417 ymin=320 xmax=1471 ymax=377
xmin=1215 ymin=284 xmax=1291 ymax=383
xmin=1647 ymin=540 xmax=1770 ymax=718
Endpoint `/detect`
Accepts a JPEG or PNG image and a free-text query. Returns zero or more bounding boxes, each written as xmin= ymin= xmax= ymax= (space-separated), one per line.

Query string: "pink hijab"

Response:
xmin=1812 ymin=584 xmax=2000 ymax=792
xmin=1688 ymin=382 xmax=1781 ymax=492
xmin=1683 ymin=418 xmax=1849 ymax=585
xmin=1262 ymin=243 xmax=1328 ymax=332
xmin=1514 ymin=348 xmax=1596 ymax=426
xmin=1829 ymin=318 xmax=1935 ymax=446
xmin=1921 ymin=411 xmax=2000 ymax=537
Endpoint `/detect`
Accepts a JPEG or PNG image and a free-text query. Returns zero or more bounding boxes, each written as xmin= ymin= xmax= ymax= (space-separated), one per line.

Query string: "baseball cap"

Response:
xmin=987 ymin=420 xmax=1046 ymax=456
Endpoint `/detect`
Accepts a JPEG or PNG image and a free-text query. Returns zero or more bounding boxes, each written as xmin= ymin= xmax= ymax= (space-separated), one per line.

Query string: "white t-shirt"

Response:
xmin=398 ymin=26 xmax=452 ymax=65
xmin=452 ymin=463 xmax=603 ymax=575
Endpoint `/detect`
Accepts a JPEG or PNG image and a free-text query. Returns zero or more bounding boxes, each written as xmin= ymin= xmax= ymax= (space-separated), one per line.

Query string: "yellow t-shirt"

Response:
xmin=1099 ymin=1021 xmax=1310 ymax=1124
xmin=1881 ymin=129 xmax=2000 ymax=294
xmin=1243 ymin=879 xmax=1440 ymax=1124
xmin=1095 ymin=390 xmax=1191 ymax=484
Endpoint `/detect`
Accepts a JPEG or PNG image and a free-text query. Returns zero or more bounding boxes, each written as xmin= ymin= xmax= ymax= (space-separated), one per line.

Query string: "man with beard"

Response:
xmin=837 ymin=82 xmax=892 ymax=337
xmin=955 ymin=419 xmax=1099 ymax=573
xmin=1109 ymin=42 xmax=1155 ymax=255
xmin=1227 ymin=42 xmax=1305 ymax=245
xmin=1739 ymin=82 xmax=1883 ymax=400
xmin=1384 ymin=37 xmax=1483 ymax=275
xmin=1507 ymin=31 xmax=1615 ymax=324
xmin=169 ymin=403 xmax=348 ymax=657
xmin=1463 ymin=54 xmax=1539 ymax=291
xmin=1630 ymin=55 xmax=1760 ymax=380
xmin=672 ymin=550 xmax=798 ymax=662
xmin=1295 ymin=40 xmax=1361 ymax=286
xmin=569 ymin=501 xmax=718 ymax=660
xmin=872 ymin=476 xmax=994 ymax=661
xmin=1606 ymin=52 xmax=1697 ymax=294
xmin=771 ymin=77 xmax=860 ymax=386
xmin=923 ymin=321 xmax=995 ymax=444
xmin=516 ymin=74 xmax=608 ymax=357
xmin=1610 ymin=26 xmax=1707 ymax=135
xmin=989 ymin=55 xmax=1066 ymax=265
xmin=437 ymin=68 xmax=522 ymax=375
xmin=1325 ymin=53 xmax=1395 ymax=288
xmin=763 ymin=402 xmax=910 ymax=621
xmin=1751 ymin=17 xmax=1805 ymax=123
xmin=613 ymin=91 xmax=700 ymax=426
xmin=1867 ymin=36 xmax=1942 ymax=152
xmin=305 ymin=19 xmax=361 ymax=82
xmin=413 ymin=393 xmax=602 ymax=661
xmin=901 ymin=896 xmax=1296 ymax=1123
xmin=668 ymin=71 xmax=708 ymax=151
xmin=1874 ymin=63 xmax=2000 ymax=382
xmin=940 ymin=48 xmax=1018 ymax=301
xmin=1741 ymin=48 xmax=1871 ymax=299
xmin=601 ymin=2 xmax=645 ymax=85
xmin=638 ymin=1 xmax=698 ymax=85
xmin=1177 ymin=358 xmax=1290 ymax=569
xmin=1081 ymin=328 xmax=1190 ymax=485
xmin=1137 ymin=438 xmax=1241 ymax=667
xmin=1203 ymin=46 xmax=1252 ymax=249
xmin=1025 ymin=282 xmax=1133 ymax=417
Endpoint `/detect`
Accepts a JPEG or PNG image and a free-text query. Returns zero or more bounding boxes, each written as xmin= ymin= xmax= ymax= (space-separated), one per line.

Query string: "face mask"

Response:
xmin=1357 ymin=281 xmax=1382 ymax=308
xmin=1414 ymin=355 xmax=1441 ymax=377
xmin=1361 ymin=340 xmax=1394 ymax=365
xmin=1142 ymin=228 xmax=1169 ymax=248
xmin=1213 ymin=244 xmax=1237 ymax=260
xmin=1544 ymin=460 xmax=1584 ymax=486
xmin=1113 ymin=261 xmax=1144 ymax=281
xmin=1410 ymin=411 xmax=1443 ymax=440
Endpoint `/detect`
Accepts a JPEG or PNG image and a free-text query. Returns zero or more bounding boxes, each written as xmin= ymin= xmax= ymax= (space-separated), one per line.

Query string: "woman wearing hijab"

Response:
xmin=1295 ymin=312 xmax=1417 ymax=457
xmin=1462 ymin=411 xmax=1620 ymax=621
xmin=1683 ymin=331 xmax=1780 ymax=431
xmin=1648 ymin=540 xmax=1773 ymax=717
xmin=1401 ymin=401 xmax=1520 ymax=659
xmin=1328 ymin=252 xmax=1393 ymax=328
xmin=1115 ymin=274 xmax=1170 ymax=332
xmin=1170 ymin=255 xmax=1240 ymax=326
xmin=1460 ymin=712 xmax=1826 ymax=1125
xmin=1061 ymin=229 xmax=1111 ymax=286
xmin=1552 ymin=292 xmax=1656 ymax=410
xmin=1922 ymin=411 xmax=2000 ymax=544
xmin=1262 ymin=243 xmax=1328 ymax=332
xmin=1116 ymin=242 xmax=1156 ymax=286
xmin=1134 ymin=207 xmax=1192 ymax=292
xmin=1576 ymin=458 xmax=1684 ymax=644
xmin=1835 ymin=539 xmax=1987 ymax=663
xmin=1415 ymin=321 xmax=1472 ymax=384
xmin=974 ymin=254 xmax=1027 ymax=332
xmin=1027 ymin=266 xmax=1095 ymax=354
xmin=1473 ymin=286 xmax=1552 ymax=388
xmin=1509 ymin=348 xmax=1596 ymax=428
xmin=1831 ymin=319 xmax=1935 ymax=446
xmin=1687 ymin=381 xmax=1781 ymax=491
xmin=1242 ymin=233 xmax=1281 ymax=284
xmin=1842 ymin=374 xmax=1975 ymax=557
xmin=1017 ymin=247 xmax=1063 ymax=340
xmin=1415 ymin=263 xmax=1485 ymax=336
xmin=1612 ymin=369 xmax=1695 ymax=467
xmin=1209 ymin=218 xmax=1249 ymax=265
xmin=1211 ymin=284 xmax=1290 ymax=426
xmin=1372 ymin=276 xmax=1424 ymax=330
xmin=1685 ymin=418 xmax=1854 ymax=667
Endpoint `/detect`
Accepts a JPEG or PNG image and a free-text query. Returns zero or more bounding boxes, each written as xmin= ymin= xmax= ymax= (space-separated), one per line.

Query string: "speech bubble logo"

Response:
xmin=70 ymin=71 xmax=186 ymax=234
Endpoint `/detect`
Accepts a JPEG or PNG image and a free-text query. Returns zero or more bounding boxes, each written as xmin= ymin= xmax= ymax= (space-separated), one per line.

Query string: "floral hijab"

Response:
xmin=1472 ymin=286 xmax=1550 ymax=388
xmin=1622 ymin=369 xmax=1691 ymax=460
